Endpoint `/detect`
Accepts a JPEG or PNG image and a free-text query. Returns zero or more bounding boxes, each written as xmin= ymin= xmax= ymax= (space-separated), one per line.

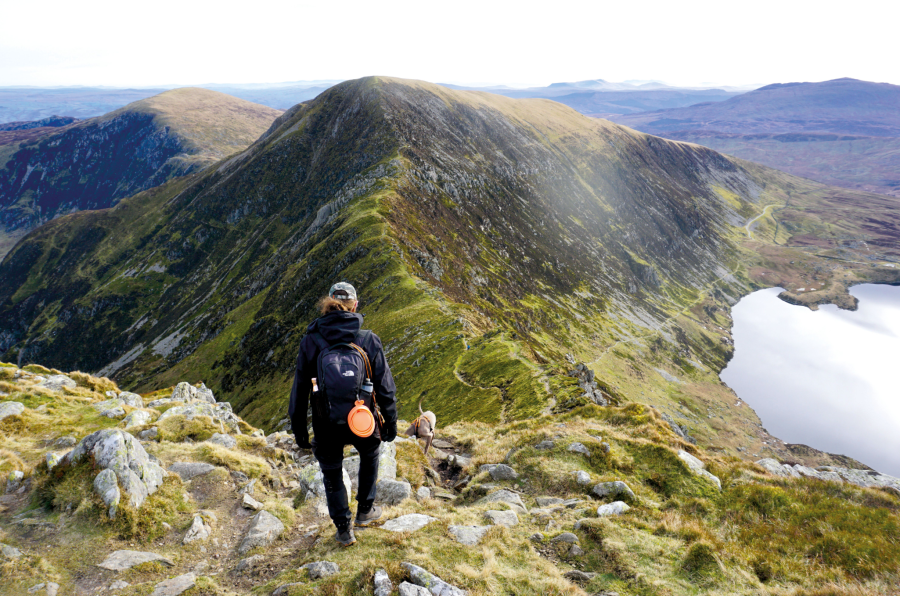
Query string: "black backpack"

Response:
xmin=309 ymin=331 xmax=374 ymax=426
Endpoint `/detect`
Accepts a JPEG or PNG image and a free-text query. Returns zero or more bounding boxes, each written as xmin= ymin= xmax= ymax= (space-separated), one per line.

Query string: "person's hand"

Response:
xmin=295 ymin=433 xmax=312 ymax=449
xmin=382 ymin=421 xmax=397 ymax=443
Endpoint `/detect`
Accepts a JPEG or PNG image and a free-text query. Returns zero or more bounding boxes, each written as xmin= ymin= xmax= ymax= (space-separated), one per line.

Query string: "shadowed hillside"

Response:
xmin=0 ymin=88 xmax=282 ymax=258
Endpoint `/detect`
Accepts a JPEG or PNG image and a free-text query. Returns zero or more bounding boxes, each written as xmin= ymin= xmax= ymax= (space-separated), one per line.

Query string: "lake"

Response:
xmin=720 ymin=283 xmax=900 ymax=477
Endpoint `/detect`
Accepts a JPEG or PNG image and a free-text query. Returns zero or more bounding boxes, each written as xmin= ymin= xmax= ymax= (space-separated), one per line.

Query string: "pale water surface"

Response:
xmin=720 ymin=284 xmax=900 ymax=477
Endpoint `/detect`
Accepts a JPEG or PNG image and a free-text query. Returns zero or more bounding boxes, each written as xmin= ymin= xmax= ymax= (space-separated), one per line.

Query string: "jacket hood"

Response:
xmin=307 ymin=311 xmax=363 ymax=344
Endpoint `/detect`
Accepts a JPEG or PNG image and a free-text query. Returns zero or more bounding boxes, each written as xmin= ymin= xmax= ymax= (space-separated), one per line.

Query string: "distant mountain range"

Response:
xmin=0 ymin=88 xmax=281 ymax=257
xmin=610 ymin=78 xmax=900 ymax=197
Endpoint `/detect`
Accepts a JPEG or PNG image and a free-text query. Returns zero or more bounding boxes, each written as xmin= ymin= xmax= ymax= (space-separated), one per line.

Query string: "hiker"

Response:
xmin=288 ymin=282 xmax=398 ymax=546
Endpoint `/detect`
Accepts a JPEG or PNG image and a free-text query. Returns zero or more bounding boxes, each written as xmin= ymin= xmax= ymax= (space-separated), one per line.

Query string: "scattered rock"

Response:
xmin=97 ymin=550 xmax=174 ymax=571
xmin=158 ymin=401 xmax=239 ymax=431
xmin=374 ymin=568 xmax=393 ymax=596
xmin=117 ymin=392 xmax=144 ymax=408
xmin=1 ymin=543 xmax=23 ymax=559
xmin=235 ymin=554 xmax=265 ymax=572
xmin=122 ymin=410 xmax=152 ymax=428
xmin=563 ymin=570 xmax=597 ymax=582
xmin=28 ymin=583 xmax=60 ymax=595
xmin=550 ymin=532 xmax=579 ymax=544
xmin=534 ymin=440 xmax=555 ymax=450
xmin=484 ymin=510 xmax=518 ymax=527
xmin=600 ymin=442 xmax=611 ymax=453
xmin=170 ymin=382 xmax=216 ymax=404
xmin=297 ymin=462 xmax=352 ymax=517
xmin=207 ymin=433 xmax=237 ymax=449
xmin=53 ymin=436 xmax=77 ymax=448
xmin=398 ymin=582 xmax=431 ymax=596
xmin=5 ymin=470 xmax=24 ymax=493
xmin=567 ymin=442 xmax=590 ymax=455
xmin=529 ymin=533 xmax=544 ymax=542
xmin=449 ymin=525 xmax=490 ymax=546
xmin=416 ymin=486 xmax=431 ymax=500
xmin=238 ymin=510 xmax=285 ymax=554
xmin=597 ymin=501 xmax=631 ymax=516
xmin=150 ymin=572 xmax=196 ymax=596
xmin=402 ymin=562 xmax=467 ymax=596
xmin=592 ymin=480 xmax=636 ymax=502
xmin=0 ymin=401 xmax=24 ymax=421
xmin=101 ymin=406 xmax=126 ymax=419
xmin=138 ymin=427 xmax=159 ymax=441
xmin=677 ymin=450 xmax=721 ymax=489
xmin=168 ymin=462 xmax=215 ymax=481
xmin=475 ymin=489 xmax=528 ymax=514
xmin=377 ymin=479 xmax=412 ymax=505
xmin=382 ymin=514 xmax=437 ymax=532
xmin=272 ymin=583 xmax=304 ymax=596
xmin=93 ymin=469 xmax=121 ymax=518
xmin=399 ymin=582 xmax=431 ymax=596
xmin=242 ymin=493 xmax=262 ymax=510
xmin=755 ymin=458 xmax=800 ymax=478
xmin=569 ymin=544 xmax=585 ymax=557
xmin=479 ymin=463 xmax=518 ymax=481
xmin=574 ymin=471 xmax=591 ymax=485
xmin=305 ymin=561 xmax=339 ymax=579
xmin=536 ymin=497 xmax=564 ymax=507
xmin=37 ymin=375 xmax=76 ymax=392
xmin=108 ymin=580 xmax=130 ymax=591
xmin=183 ymin=515 xmax=211 ymax=544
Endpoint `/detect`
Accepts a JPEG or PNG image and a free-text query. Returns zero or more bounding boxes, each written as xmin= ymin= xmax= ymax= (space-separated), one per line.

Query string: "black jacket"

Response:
xmin=289 ymin=311 xmax=397 ymax=440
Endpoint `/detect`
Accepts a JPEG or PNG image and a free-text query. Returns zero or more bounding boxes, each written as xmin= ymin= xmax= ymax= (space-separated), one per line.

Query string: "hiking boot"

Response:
xmin=355 ymin=504 xmax=383 ymax=527
xmin=335 ymin=526 xmax=356 ymax=547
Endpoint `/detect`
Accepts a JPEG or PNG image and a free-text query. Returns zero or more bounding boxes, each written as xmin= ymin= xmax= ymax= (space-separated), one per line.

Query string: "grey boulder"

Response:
xmin=377 ymin=479 xmax=412 ymax=505
xmin=298 ymin=462 xmax=352 ymax=517
xmin=183 ymin=515 xmax=211 ymax=544
xmin=97 ymin=550 xmax=174 ymax=571
xmin=37 ymin=375 xmax=76 ymax=392
xmin=574 ymin=470 xmax=592 ymax=485
xmin=567 ymin=442 xmax=590 ymax=455
xmin=122 ymin=410 xmax=153 ymax=428
xmin=484 ymin=510 xmax=518 ymax=527
xmin=374 ymin=568 xmax=393 ymax=596
xmin=238 ymin=510 xmax=285 ymax=554
xmin=235 ymin=554 xmax=266 ymax=572
xmin=305 ymin=561 xmax=339 ymax=579
xmin=475 ymin=489 xmax=528 ymax=514
xmin=399 ymin=582 xmax=431 ymax=596
xmin=550 ymin=532 xmax=579 ymax=544
xmin=597 ymin=501 xmax=631 ymax=516
xmin=117 ymin=392 xmax=144 ymax=408
xmin=449 ymin=525 xmax=490 ymax=546
xmin=242 ymin=493 xmax=263 ymax=510
xmin=1 ymin=543 xmax=23 ymax=559
xmin=0 ymin=401 xmax=24 ymax=421
xmin=93 ymin=469 xmax=121 ymax=518
xmin=677 ymin=450 xmax=721 ymax=489
xmin=207 ymin=433 xmax=237 ymax=449
xmin=150 ymin=572 xmax=196 ymax=596
xmin=479 ymin=464 xmax=518 ymax=481
xmin=534 ymin=440 xmax=555 ymax=450
xmin=402 ymin=562 xmax=467 ymax=596
xmin=382 ymin=514 xmax=436 ymax=533
xmin=168 ymin=462 xmax=215 ymax=481
xmin=592 ymin=480 xmax=636 ymax=502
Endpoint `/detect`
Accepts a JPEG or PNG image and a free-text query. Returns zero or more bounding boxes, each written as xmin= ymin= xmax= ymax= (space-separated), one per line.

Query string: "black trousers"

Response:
xmin=310 ymin=424 xmax=382 ymax=529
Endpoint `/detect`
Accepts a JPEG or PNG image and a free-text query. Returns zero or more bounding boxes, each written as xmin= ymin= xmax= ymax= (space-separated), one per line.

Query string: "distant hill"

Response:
xmin=611 ymin=78 xmax=900 ymax=136
xmin=0 ymin=116 xmax=79 ymax=145
xmin=0 ymin=88 xmax=282 ymax=257
xmin=610 ymin=78 xmax=900 ymax=196
xmin=0 ymin=115 xmax=78 ymax=132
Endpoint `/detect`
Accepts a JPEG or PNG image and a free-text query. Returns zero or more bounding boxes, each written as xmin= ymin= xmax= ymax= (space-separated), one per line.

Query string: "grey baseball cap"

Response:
xmin=329 ymin=282 xmax=357 ymax=300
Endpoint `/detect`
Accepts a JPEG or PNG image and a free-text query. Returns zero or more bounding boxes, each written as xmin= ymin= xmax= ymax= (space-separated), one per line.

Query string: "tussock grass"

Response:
xmin=68 ymin=371 xmax=118 ymax=394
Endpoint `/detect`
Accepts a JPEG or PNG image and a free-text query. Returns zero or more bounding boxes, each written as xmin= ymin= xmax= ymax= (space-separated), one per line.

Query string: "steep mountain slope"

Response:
xmin=0 ymin=77 xmax=897 ymax=465
xmin=0 ymin=88 xmax=282 ymax=258
xmin=611 ymin=78 xmax=900 ymax=136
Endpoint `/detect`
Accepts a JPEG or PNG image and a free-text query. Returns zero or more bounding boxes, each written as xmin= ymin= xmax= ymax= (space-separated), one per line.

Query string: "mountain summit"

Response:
xmin=0 ymin=88 xmax=282 ymax=257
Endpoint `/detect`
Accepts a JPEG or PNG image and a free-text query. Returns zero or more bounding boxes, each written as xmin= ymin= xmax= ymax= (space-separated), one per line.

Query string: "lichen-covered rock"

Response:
xmin=597 ymin=501 xmax=631 ymax=516
xmin=475 ymin=489 xmax=528 ymax=513
xmin=5 ymin=470 xmax=24 ymax=493
xmin=402 ymin=562 xmax=467 ymax=596
xmin=342 ymin=440 xmax=397 ymax=490
xmin=1 ymin=543 xmax=23 ymax=559
xmin=168 ymin=462 xmax=215 ymax=481
xmin=677 ymin=450 xmax=721 ymax=489
xmin=138 ymin=427 xmax=159 ymax=441
xmin=117 ymin=392 xmax=144 ymax=408
xmin=238 ymin=510 xmax=285 ymax=554
xmin=416 ymin=486 xmax=431 ymax=500
xmin=479 ymin=463 xmax=518 ymax=481
xmin=170 ymin=382 xmax=216 ymax=404
xmin=93 ymin=469 xmax=121 ymax=519
xmin=382 ymin=514 xmax=437 ymax=532
xmin=574 ymin=470 xmax=591 ymax=485
xmin=37 ymin=375 xmax=76 ymax=392
xmin=592 ymin=480 xmax=636 ymax=501
xmin=102 ymin=406 xmax=126 ymax=419
xmin=44 ymin=451 xmax=63 ymax=471
xmin=150 ymin=572 xmax=196 ymax=596
xmin=374 ymin=568 xmax=393 ymax=596
xmin=92 ymin=398 xmax=124 ymax=412
xmin=97 ymin=550 xmax=174 ymax=571
xmin=242 ymin=493 xmax=262 ymax=510
xmin=399 ymin=582 xmax=431 ymax=596
xmin=183 ymin=515 xmax=211 ymax=544
xmin=376 ymin=479 xmax=411 ymax=505
xmin=534 ymin=440 xmax=555 ymax=450
xmin=305 ymin=561 xmax=339 ymax=579
xmin=756 ymin=458 xmax=801 ymax=478
xmin=63 ymin=429 xmax=165 ymax=513
xmin=0 ymin=401 xmax=25 ymax=421
xmin=207 ymin=433 xmax=237 ymax=449
xmin=567 ymin=442 xmax=590 ymax=455
xmin=551 ymin=532 xmax=579 ymax=544
xmin=157 ymin=401 xmax=239 ymax=431
xmin=449 ymin=525 xmax=490 ymax=546
xmin=484 ymin=509 xmax=519 ymax=527
xmin=122 ymin=410 xmax=153 ymax=428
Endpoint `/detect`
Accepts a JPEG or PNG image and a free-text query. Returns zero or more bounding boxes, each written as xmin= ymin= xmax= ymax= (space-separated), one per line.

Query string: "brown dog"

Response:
xmin=405 ymin=400 xmax=437 ymax=455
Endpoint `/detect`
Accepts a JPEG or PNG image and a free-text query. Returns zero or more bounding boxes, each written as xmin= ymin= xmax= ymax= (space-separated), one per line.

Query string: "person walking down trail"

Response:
xmin=288 ymin=282 xmax=398 ymax=547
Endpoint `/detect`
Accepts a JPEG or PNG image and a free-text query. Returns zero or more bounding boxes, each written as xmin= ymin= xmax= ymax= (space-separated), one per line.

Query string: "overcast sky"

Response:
xmin=1 ymin=0 xmax=897 ymax=88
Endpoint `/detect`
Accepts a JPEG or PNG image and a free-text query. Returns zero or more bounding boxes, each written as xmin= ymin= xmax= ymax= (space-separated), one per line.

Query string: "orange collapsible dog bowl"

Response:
xmin=348 ymin=400 xmax=376 ymax=437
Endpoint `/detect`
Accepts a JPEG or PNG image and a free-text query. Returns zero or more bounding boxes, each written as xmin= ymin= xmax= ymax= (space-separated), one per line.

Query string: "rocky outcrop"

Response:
xmin=756 ymin=458 xmax=900 ymax=491
xmin=62 ymin=428 xmax=166 ymax=517
xmin=678 ymin=450 xmax=721 ymax=489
